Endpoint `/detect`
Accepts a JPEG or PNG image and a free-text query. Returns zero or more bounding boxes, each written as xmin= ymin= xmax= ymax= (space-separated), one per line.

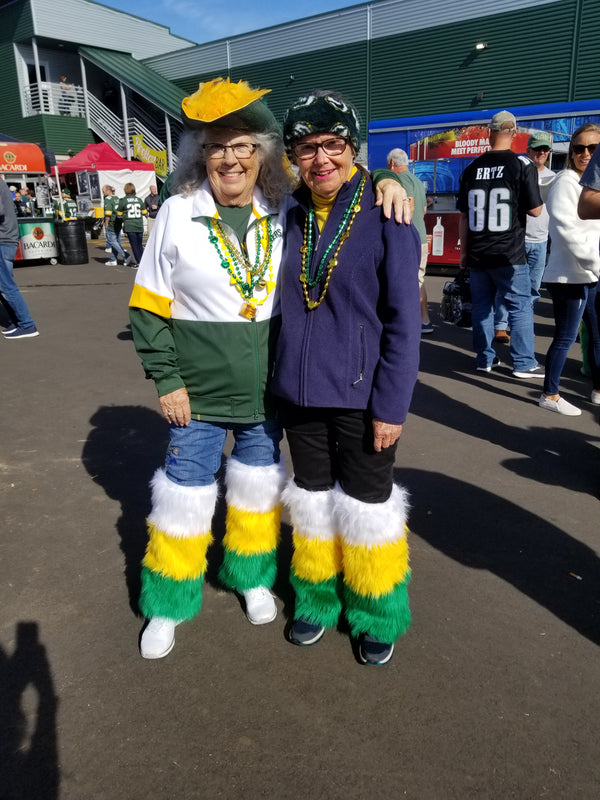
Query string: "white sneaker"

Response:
xmin=539 ymin=394 xmax=581 ymax=416
xmin=104 ymin=247 xmax=112 ymax=253
xmin=105 ymin=259 xmax=117 ymax=266
xmin=243 ymin=586 xmax=277 ymax=625
xmin=124 ymin=253 xmax=133 ymax=266
xmin=140 ymin=617 xmax=176 ymax=659
xmin=591 ymin=390 xmax=600 ymax=406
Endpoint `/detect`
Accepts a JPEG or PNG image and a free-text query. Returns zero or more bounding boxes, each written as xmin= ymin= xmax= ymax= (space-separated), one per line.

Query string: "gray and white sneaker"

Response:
xmin=512 ymin=364 xmax=545 ymax=378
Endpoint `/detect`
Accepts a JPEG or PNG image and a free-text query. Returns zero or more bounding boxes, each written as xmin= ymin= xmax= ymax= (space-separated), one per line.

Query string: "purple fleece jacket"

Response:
xmin=272 ymin=169 xmax=421 ymax=425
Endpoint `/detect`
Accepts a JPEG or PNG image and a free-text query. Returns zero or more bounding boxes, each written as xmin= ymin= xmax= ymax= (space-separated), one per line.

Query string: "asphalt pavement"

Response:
xmin=1 ymin=242 xmax=599 ymax=799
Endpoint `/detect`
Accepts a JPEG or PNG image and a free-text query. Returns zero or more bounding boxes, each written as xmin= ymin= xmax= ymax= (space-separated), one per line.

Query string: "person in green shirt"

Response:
xmin=117 ymin=183 xmax=147 ymax=267
xmin=53 ymin=188 xmax=78 ymax=221
xmin=387 ymin=148 xmax=433 ymax=334
xmin=102 ymin=185 xmax=131 ymax=266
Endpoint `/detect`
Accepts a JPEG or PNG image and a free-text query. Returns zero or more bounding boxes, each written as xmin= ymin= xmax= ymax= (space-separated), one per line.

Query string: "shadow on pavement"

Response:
xmin=81 ymin=405 xmax=167 ymax=615
xmin=81 ymin=406 xmax=295 ymax=619
xmin=401 ymin=468 xmax=600 ymax=645
xmin=0 ymin=622 xmax=59 ymax=800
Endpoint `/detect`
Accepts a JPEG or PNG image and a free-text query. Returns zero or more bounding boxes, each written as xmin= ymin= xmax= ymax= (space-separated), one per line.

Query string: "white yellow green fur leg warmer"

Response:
xmin=283 ymin=480 xmax=343 ymax=628
xmin=139 ymin=468 xmax=218 ymax=621
xmin=219 ymin=459 xmax=285 ymax=592
xmin=335 ymin=483 xmax=411 ymax=643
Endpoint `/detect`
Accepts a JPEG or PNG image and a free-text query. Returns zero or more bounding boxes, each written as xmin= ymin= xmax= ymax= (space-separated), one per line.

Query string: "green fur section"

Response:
xmin=344 ymin=575 xmax=412 ymax=642
xmin=139 ymin=566 xmax=204 ymax=621
xmin=218 ymin=548 xmax=277 ymax=592
xmin=290 ymin=572 xmax=343 ymax=628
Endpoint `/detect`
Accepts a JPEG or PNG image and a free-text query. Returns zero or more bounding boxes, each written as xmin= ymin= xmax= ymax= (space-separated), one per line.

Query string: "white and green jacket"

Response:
xmin=129 ymin=182 xmax=284 ymax=423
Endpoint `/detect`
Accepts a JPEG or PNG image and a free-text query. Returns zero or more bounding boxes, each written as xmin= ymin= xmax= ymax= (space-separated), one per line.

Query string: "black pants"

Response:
xmin=280 ymin=402 xmax=397 ymax=504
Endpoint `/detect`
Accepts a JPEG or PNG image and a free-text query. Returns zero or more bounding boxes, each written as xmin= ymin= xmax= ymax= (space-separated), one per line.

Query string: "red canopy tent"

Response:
xmin=56 ymin=143 xmax=155 ymax=206
xmin=56 ymin=142 xmax=155 ymax=174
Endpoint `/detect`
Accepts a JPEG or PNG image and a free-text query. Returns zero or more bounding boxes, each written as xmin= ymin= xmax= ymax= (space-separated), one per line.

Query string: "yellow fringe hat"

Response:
xmin=181 ymin=77 xmax=279 ymax=133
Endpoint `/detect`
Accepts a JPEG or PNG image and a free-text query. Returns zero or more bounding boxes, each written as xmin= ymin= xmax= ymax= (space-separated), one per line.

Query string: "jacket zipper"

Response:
xmin=352 ymin=325 xmax=365 ymax=385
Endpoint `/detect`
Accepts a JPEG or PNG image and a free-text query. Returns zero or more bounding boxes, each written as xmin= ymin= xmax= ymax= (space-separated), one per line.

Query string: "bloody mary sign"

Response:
xmin=0 ymin=142 xmax=47 ymax=173
xmin=410 ymin=126 xmax=533 ymax=160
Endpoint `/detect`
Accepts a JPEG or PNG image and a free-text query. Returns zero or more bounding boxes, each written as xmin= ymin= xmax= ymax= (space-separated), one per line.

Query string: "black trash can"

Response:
xmin=56 ymin=220 xmax=89 ymax=265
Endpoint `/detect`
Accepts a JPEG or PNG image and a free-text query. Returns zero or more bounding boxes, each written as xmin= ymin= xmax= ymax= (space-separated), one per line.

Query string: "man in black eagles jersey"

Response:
xmin=458 ymin=110 xmax=544 ymax=378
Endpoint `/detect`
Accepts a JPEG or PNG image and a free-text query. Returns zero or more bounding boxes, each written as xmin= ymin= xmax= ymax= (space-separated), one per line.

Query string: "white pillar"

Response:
xmin=79 ymin=55 xmax=90 ymax=124
xmin=120 ymin=83 xmax=131 ymax=160
xmin=31 ymin=37 xmax=43 ymax=113
xmin=165 ymin=113 xmax=173 ymax=174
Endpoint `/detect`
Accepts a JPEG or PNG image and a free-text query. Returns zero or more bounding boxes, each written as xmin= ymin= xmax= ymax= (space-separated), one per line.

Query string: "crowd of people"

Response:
xmin=456 ymin=110 xmax=600 ymax=416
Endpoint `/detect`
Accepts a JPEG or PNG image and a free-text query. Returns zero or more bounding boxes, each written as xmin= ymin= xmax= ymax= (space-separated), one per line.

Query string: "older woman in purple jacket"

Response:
xmin=272 ymin=92 xmax=421 ymax=666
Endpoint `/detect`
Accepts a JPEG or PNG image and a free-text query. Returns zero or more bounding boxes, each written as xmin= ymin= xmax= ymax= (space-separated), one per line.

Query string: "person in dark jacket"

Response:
xmin=271 ymin=91 xmax=421 ymax=666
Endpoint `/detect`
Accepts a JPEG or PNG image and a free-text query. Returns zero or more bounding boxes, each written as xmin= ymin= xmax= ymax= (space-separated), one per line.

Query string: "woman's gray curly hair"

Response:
xmin=169 ymin=128 xmax=294 ymax=208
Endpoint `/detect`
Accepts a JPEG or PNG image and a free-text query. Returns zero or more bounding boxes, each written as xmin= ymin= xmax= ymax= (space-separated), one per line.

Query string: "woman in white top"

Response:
xmin=539 ymin=123 xmax=600 ymax=415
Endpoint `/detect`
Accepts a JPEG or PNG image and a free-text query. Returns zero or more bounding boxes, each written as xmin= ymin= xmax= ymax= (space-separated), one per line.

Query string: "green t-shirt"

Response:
xmin=117 ymin=196 xmax=147 ymax=233
xmin=53 ymin=198 xmax=78 ymax=220
xmin=395 ymin=170 xmax=427 ymax=244
xmin=103 ymin=194 xmax=120 ymax=231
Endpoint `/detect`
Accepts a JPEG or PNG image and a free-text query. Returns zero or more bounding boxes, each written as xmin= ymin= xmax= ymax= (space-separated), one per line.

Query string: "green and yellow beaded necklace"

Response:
xmin=208 ymin=214 xmax=278 ymax=319
xmin=299 ymin=173 xmax=366 ymax=310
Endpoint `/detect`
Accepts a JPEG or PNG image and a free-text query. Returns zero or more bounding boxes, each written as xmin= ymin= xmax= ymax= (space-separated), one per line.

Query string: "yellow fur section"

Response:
xmin=183 ymin=77 xmax=270 ymax=123
xmin=342 ymin=537 xmax=410 ymax=598
xmin=129 ymin=283 xmax=172 ymax=318
xmin=292 ymin=533 xmax=342 ymax=584
xmin=144 ymin=525 xmax=212 ymax=581
xmin=223 ymin=505 xmax=281 ymax=555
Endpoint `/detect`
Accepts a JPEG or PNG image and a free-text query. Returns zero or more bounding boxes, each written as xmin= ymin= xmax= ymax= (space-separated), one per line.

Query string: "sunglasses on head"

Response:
xmin=572 ymin=143 xmax=598 ymax=155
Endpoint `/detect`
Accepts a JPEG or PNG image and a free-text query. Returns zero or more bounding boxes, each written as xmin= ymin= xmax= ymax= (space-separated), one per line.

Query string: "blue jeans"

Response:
xmin=582 ymin=284 xmax=600 ymax=391
xmin=0 ymin=242 xmax=35 ymax=328
xmin=165 ymin=418 xmax=282 ymax=486
xmin=544 ymin=283 xmax=594 ymax=395
xmin=105 ymin=227 xmax=127 ymax=260
xmin=494 ymin=241 xmax=548 ymax=328
xmin=471 ymin=264 xmax=537 ymax=371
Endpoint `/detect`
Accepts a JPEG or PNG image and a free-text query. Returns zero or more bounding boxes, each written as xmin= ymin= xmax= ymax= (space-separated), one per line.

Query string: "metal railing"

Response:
xmin=23 ymin=81 xmax=85 ymax=118
xmin=21 ymin=82 xmax=179 ymax=173
xmin=87 ymin=92 xmax=126 ymax=155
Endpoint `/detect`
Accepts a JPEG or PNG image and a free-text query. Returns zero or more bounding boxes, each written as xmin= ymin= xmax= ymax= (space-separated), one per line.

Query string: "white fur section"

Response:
xmin=333 ymin=483 xmax=409 ymax=547
xmin=225 ymin=458 xmax=286 ymax=513
xmin=281 ymin=479 xmax=336 ymax=541
xmin=147 ymin=468 xmax=219 ymax=538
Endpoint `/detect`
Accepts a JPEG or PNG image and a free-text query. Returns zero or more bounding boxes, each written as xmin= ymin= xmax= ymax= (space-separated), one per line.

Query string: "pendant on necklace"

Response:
xmin=239 ymin=301 xmax=257 ymax=320
xmin=256 ymin=279 xmax=267 ymax=291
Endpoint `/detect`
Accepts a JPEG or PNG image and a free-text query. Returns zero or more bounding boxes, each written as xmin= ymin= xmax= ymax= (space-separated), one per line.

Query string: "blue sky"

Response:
xmin=94 ymin=0 xmax=367 ymax=44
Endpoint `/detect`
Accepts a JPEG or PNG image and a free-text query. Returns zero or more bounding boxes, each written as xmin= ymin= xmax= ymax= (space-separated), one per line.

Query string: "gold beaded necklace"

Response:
xmin=299 ymin=174 xmax=366 ymax=310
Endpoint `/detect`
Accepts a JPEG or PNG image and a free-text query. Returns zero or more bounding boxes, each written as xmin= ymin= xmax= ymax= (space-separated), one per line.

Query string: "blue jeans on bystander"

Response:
xmin=471 ymin=264 xmax=537 ymax=371
xmin=544 ymin=282 xmax=597 ymax=396
xmin=0 ymin=242 xmax=36 ymax=329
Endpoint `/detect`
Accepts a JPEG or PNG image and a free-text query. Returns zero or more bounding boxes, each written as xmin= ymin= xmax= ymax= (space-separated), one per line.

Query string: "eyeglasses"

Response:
xmin=572 ymin=143 xmax=598 ymax=155
xmin=292 ymin=137 xmax=348 ymax=160
xmin=203 ymin=143 xmax=258 ymax=159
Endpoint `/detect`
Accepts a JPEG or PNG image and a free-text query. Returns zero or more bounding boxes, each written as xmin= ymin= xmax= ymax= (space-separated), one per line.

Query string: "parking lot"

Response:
xmin=2 ymin=243 xmax=599 ymax=799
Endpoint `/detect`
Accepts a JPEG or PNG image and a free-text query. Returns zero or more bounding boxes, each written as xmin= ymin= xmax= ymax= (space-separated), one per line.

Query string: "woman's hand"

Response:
xmin=375 ymin=179 xmax=413 ymax=224
xmin=159 ymin=387 xmax=191 ymax=427
xmin=373 ymin=419 xmax=403 ymax=452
